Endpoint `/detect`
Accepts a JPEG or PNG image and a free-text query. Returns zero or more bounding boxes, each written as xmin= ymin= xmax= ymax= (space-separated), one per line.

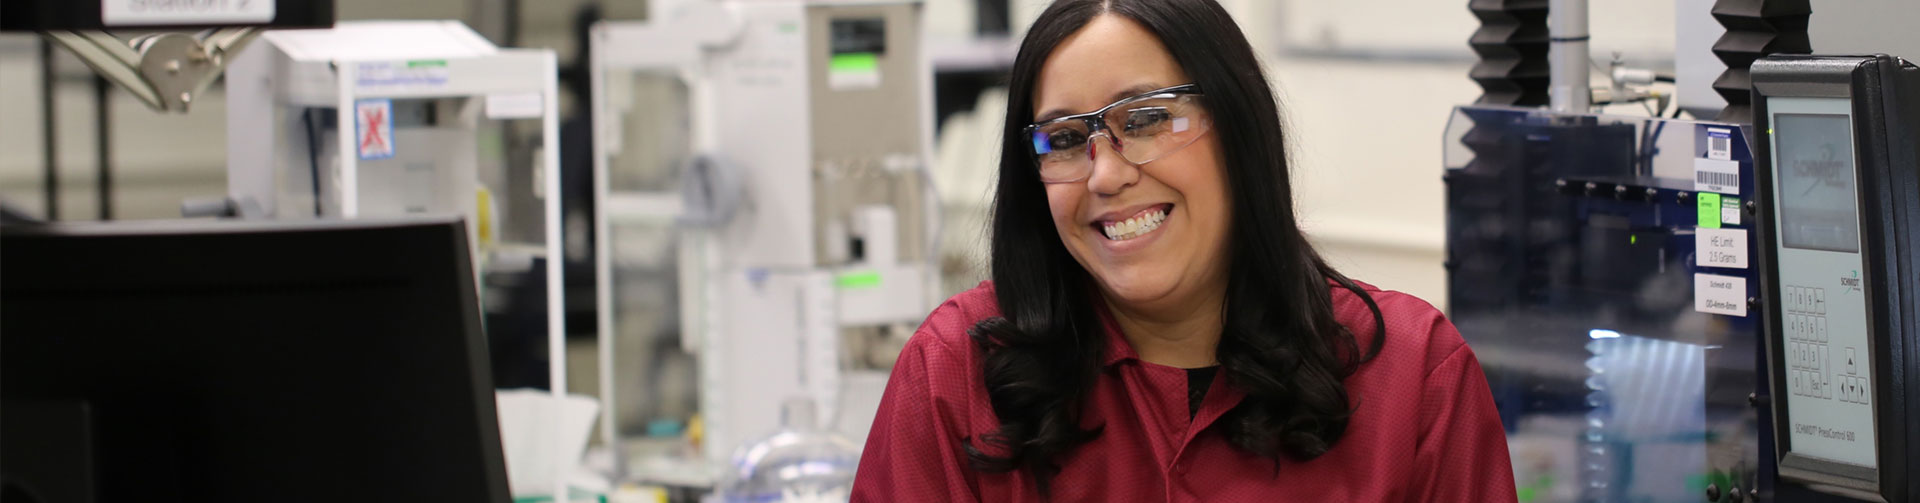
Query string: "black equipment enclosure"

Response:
xmin=1752 ymin=54 xmax=1920 ymax=503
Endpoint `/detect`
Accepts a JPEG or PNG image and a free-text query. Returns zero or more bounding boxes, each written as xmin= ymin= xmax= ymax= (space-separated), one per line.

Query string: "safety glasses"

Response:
xmin=1025 ymin=84 xmax=1211 ymax=184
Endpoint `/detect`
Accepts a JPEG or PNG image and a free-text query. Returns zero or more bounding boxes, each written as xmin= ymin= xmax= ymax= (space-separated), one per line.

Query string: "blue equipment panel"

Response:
xmin=1443 ymin=106 xmax=1773 ymax=502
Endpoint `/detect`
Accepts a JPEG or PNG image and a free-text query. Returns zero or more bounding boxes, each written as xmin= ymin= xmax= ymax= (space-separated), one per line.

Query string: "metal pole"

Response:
xmin=588 ymin=23 xmax=625 ymax=479
xmin=1548 ymin=0 xmax=1591 ymax=113
xmin=95 ymin=74 xmax=113 ymax=220
xmin=540 ymin=50 xmax=569 ymax=503
xmin=40 ymin=39 xmax=60 ymax=220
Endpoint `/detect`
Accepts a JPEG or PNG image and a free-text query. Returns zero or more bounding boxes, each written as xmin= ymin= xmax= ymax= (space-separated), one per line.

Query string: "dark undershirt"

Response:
xmin=1186 ymin=366 xmax=1220 ymax=418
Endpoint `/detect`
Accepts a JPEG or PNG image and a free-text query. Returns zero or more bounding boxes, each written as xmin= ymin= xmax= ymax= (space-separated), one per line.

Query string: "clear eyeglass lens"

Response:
xmin=1032 ymin=95 xmax=1207 ymax=182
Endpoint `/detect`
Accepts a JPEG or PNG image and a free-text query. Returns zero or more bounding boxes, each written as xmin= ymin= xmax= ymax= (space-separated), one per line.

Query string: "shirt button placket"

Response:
xmin=1169 ymin=460 xmax=1192 ymax=502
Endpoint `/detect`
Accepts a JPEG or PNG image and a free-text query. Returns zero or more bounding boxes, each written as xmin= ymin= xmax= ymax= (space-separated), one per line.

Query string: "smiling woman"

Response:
xmin=851 ymin=1 xmax=1515 ymax=501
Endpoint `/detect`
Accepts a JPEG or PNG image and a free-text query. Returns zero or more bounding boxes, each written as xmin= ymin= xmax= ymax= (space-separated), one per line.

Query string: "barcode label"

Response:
xmin=1695 ymin=158 xmax=1740 ymax=195
xmin=1707 ymin=128 xmax=1734 ymax=161
xmin=1697 ymin=170 xmax=1738 ymax=187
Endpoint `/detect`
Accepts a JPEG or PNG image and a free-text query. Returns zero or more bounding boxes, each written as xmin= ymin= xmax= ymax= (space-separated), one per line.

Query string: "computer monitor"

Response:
xmin=0 ymin=216 xmax=510 ymax=503
xmin=1753 ymin=54 xmax=1920 ymax=502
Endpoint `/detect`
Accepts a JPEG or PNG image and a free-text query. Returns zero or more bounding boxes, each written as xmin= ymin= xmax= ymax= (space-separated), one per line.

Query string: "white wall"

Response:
xmin=1272 ymin=57 xmax=1473 ymax=310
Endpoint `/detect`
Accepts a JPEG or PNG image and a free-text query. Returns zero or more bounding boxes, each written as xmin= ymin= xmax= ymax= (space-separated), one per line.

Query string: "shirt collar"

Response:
xmin=1094 ymin=301 xmax=1137 ymax=367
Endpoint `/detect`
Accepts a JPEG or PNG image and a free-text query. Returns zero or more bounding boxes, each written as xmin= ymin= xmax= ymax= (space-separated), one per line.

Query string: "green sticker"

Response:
xmin=1698 ymin=193 xmax=1722 ymax=229
xmin=836 ymin=270 xmax=883 ymax=289
xmin=407 ymin=59 xmax=447 ymax=68
xmin=830 ymin=53 xmax=879 ymax=73
xmin=1721 ymin=196 xmax=1742 ymax=225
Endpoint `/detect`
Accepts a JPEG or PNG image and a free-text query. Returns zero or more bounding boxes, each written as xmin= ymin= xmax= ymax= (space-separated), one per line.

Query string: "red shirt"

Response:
xmin=852 ymin=281 xmax=1516 ymax=502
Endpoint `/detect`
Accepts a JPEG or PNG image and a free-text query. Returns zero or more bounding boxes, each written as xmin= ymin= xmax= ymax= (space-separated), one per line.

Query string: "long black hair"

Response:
xmin=965 ymin=0 xmax=1388 ymax=494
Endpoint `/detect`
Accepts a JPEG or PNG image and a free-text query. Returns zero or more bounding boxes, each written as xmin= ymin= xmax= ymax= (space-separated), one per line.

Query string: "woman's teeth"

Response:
xmin=1102 ymin=208 xmax=1166 ymax=241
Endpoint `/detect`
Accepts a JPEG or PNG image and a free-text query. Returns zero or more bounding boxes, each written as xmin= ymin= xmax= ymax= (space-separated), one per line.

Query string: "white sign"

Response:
xmin=1694 ymin=273 xmax=1748 ymax=317
xmin=102 ymin=0 xmax=275 ymax=26
xmin=355 ymin=99 xmax=395 ymax=160
xmin=1694 ymin=158 xmax=1740 ymax=195
xmin=486 ymin=93 xmax=545 ymax=120
xmin=1696 ymin=228 xmax=1749 ymax=269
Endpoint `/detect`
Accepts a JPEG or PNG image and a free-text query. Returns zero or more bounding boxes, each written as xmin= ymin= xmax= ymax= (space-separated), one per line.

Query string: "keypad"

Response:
xmin=1784 ymin=285 xmax=1868 ymax=406
xmin=1784 ymin=285 xmax=1836 ymax=401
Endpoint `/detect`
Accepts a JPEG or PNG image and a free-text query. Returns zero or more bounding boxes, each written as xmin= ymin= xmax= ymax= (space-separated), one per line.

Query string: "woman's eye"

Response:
xmin=1123 ymin=107 xmax=1172 ymax=134
xmin=1048 ymin=130 xmax=1089 ymax=150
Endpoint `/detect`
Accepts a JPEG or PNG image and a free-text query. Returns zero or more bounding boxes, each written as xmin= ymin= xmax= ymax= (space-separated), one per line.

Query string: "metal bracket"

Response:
xmin=42 ymin=28 xmax=260 ymax=113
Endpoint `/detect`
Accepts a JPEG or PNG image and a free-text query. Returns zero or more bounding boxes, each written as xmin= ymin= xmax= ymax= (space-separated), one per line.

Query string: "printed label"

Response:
xmin=1707 ymin=128 xmax=1734 ymax=161
xmin=828 ymin=53 xmax=882 ymax=90
xmin=1694 ymin=158 xmax=1740 ymax=195
xmin=1698 ymin=192 xmax=1722 ymax=229
xmin=1694 ymin=273 xmax=1748 ymax=317
xmin=103 ymin=0 xmax=274 ymax=26
xmin=356 ymin=60 xmax=450 ymax=91
xmin=1696 ymin=228 xmax=1748 ymax=269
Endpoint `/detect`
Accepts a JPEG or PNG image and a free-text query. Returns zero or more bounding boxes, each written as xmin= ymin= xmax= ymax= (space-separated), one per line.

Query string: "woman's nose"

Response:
xmin=1084 ymin=134 xmax=1139 ymax=195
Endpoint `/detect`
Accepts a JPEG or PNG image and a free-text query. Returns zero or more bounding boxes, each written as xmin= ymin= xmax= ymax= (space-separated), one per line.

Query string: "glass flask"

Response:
xmin=720 ymin=397 xmax=861 ymax=502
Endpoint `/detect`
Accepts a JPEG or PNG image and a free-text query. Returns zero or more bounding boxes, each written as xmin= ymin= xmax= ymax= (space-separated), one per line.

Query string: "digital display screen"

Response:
xmin=830 ymin=18 xmax=887 ymax=55
xmin=1773 ymin=113 xmax=1862 ymax=253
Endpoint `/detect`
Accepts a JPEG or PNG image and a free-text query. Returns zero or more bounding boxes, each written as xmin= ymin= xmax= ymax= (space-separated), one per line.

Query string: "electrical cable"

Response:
xmin=303 ymin=109 xmax=325 ymax=216
xmin=40 ymin=39 xmax=59 ymax=220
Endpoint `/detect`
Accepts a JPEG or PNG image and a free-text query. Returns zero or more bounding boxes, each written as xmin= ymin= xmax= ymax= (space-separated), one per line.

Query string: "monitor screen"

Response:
xmin=1772 ymin=113 xmax=1862 ymax=253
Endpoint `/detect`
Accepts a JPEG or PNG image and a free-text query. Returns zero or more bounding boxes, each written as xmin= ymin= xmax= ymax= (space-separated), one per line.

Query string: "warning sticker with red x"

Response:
xmin=356 ymin=98 xmax=395 ymax=160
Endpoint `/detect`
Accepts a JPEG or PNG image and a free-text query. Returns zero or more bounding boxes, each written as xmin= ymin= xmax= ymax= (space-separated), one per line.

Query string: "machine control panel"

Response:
xmin=1767 ymin=100 xmax=1879 ymax=469
xmin=1753 ymin=54 xmax=1919 ymax=503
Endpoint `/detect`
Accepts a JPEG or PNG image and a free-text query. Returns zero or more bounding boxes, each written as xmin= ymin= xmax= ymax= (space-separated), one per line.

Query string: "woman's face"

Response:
xmin=1033 ymin=14 xmax=1233 ymax=311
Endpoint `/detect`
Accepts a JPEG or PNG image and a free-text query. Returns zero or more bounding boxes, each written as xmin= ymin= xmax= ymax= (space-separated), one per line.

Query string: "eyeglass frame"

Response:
xmin=1023 ymin=83 xmax=1208 ymax=184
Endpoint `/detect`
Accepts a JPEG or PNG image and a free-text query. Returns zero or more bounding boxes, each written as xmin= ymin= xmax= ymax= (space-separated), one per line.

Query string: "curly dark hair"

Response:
xmin=963 ymin=0 xmax=1388 ymax=495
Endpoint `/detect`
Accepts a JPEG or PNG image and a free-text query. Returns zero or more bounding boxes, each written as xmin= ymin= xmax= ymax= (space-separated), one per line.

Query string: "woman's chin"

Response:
xmin=1092 ymin=270 xmax=1182 ymax=307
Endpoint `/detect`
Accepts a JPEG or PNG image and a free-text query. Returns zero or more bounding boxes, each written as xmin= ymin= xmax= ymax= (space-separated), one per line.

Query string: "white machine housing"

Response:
xmin=592 ymin=0 xmax=940 ymax=469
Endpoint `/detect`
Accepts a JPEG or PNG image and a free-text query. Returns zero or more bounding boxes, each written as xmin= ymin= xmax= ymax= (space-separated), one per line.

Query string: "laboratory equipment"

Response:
xmin=1453 ymin=0 xmax=1920 ymax=499
xmin=1444 ymin=104 xmax=1766 ymax=503
xmin=719 ymin=398 xmax=862 ymax=503
xmin=0 ymin=0 xmax=336 ymax=222
xmin=1751 ymin=54 xmax=1920 ymax=503
xmin=0 ymin=216 xmax=510 ymax=502
xmin=219 ymin=20 xmax=573 ymax=497
xmin=590 ymin=0 xmax=941 ymax=483
xmin=0 ymin=0 xmax=335 ymax=112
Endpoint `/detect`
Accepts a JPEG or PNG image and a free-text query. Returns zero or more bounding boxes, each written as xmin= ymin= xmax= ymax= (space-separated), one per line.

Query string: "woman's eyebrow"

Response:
xmin=1108 ymin=83 xmax=1164 ymax=102
xmin=1033 ymin=83 xmax=1169 ymax=123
